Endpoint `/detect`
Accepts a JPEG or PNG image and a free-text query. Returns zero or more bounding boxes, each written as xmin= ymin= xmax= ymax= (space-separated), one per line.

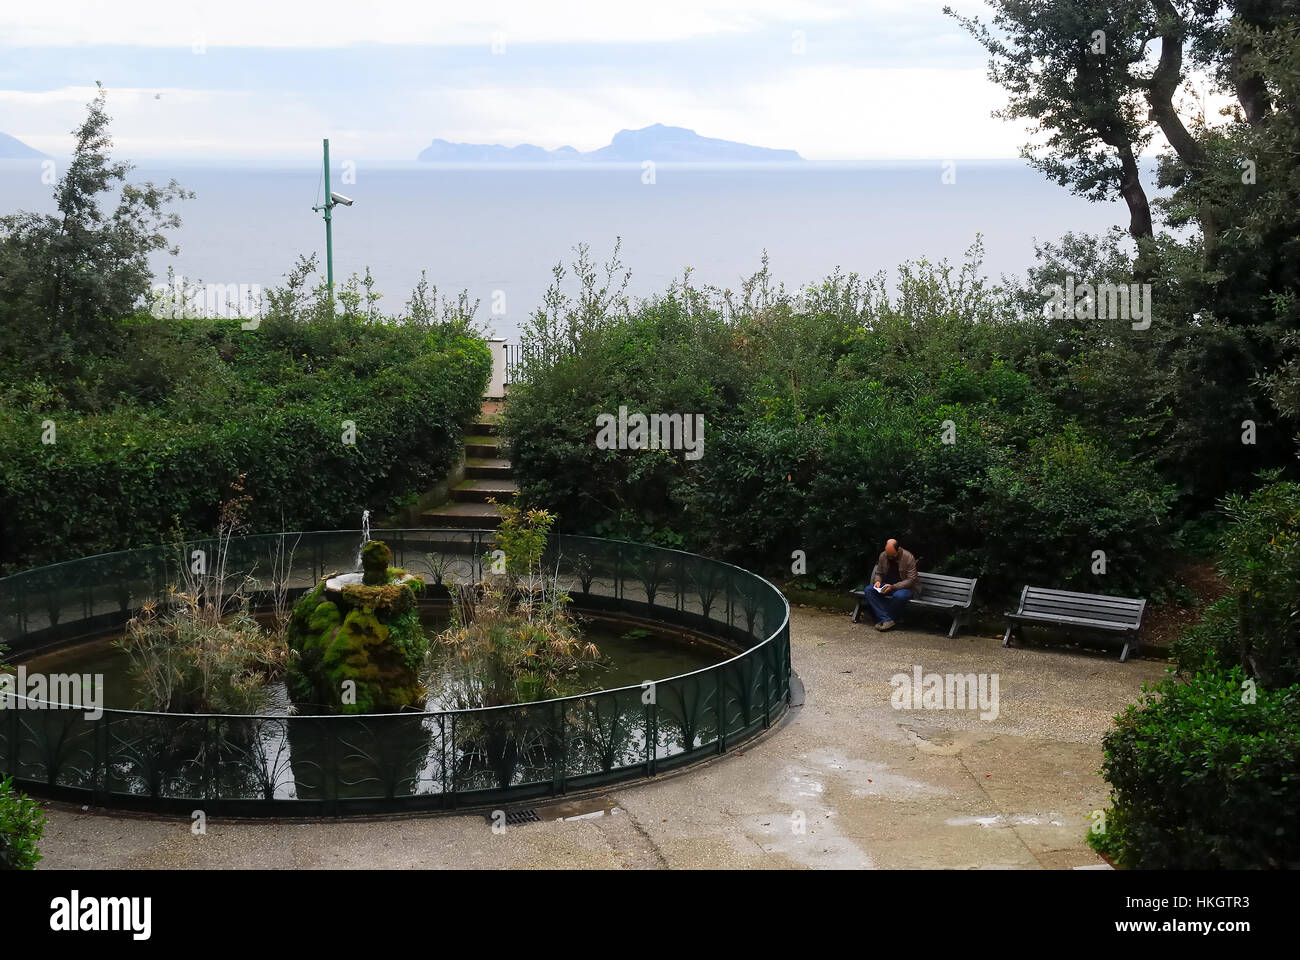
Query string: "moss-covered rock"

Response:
xmin=361 ymin=540 xmax=393 ymax=586
xmin=286 ymin=541 xmax=428 ymax=714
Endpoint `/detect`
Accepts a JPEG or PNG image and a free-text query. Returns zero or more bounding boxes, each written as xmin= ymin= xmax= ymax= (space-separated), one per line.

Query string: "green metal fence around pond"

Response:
xmin=0 ymin=530 xmax=791 ymax=815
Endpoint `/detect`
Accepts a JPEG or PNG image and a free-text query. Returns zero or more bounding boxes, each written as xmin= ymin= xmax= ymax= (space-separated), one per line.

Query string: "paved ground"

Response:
xmin=37 ymin=607 xmax=1166 ymax=869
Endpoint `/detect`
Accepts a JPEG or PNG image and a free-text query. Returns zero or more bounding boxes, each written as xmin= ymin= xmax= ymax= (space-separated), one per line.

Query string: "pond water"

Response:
xmin=15 ymin=604 xmax=734 ymax=716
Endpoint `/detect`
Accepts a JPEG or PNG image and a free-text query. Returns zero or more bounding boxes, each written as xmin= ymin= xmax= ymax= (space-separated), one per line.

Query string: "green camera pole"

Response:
xmin=311 ymin=138 xmax=335 ymax=300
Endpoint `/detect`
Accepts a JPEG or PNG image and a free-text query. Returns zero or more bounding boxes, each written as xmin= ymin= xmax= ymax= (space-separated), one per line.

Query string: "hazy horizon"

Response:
xmin=0 ymin=1 xmax=1044 ymax=164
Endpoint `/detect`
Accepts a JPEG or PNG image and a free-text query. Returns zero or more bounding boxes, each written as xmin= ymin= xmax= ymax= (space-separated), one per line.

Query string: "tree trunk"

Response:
xmin=1148 ymin=10 xmax=1206 ymax=173
xmin=1228 ymin=0 xmax=1275 ymax=125
xmin=1232 ymin=52 xmax=1273 ymax=126
xmin=1117 ymin=145 xmax=1154 ymax=240
xmin=1147 ymin=3 xmax=1217 ymax=253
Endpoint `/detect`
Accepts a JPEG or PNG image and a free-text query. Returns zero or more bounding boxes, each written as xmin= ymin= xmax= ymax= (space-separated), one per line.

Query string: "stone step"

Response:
xmin=469 ymin=421 xmax=500 ymax=436
xmin=464 ymin=434 xmax=500 ymax=459
xmin=465 ymin=457 xmax=513 ymax=479
xmin=452 ymin=478 xmax=519 ymax=504
xmin=420 ymin=501 xmax=503 ymax=528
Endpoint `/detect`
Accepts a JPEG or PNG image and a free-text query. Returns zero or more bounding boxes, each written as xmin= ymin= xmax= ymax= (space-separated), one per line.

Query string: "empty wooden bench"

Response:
xmin=850 ymin=571 xmax=978 ymax=638
xmin=1002 ymin=586 xmax=1146 ymax=662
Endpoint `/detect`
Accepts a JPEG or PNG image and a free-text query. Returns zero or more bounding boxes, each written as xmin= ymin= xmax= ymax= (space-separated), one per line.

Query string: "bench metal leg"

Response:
xmin=1002 ymin=622 xmax=1014 ymax=647
xmin=851 ymin=600 xmax=862 ymax=625
xmin=1119 ymin=640 xmax=1130 ymax=663
xmin=948 ymin=613 xmax=963 ymax=639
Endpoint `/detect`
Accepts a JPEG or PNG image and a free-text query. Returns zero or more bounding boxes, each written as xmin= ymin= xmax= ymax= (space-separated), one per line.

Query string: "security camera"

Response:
xmin=331 ymin=192 xmax=354 ymax=206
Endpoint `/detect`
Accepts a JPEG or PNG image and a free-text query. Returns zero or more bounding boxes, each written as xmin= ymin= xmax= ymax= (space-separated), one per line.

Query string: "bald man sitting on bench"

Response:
xmin=863 ymin=539 xmax=920 ymax=631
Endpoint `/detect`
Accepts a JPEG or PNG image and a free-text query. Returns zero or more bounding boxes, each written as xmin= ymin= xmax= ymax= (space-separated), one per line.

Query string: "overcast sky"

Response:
xmin=0 ymin=0 xmax=1034 ymax=164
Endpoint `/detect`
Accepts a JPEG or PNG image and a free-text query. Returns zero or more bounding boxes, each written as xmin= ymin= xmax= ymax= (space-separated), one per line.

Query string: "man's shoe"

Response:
xmin=873 ymin=621 xmax=885 ymax=631
xmin=878 ymin=620 xmax=896 ymax=631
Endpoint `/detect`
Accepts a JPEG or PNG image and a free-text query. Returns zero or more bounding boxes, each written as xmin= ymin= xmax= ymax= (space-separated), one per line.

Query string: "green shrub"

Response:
xmin=1097 ymin=666 xmax=1300 ymax=869
xmin=0 ymin=316 xmax=490 ymax=572
xmin=973 ymin=429 xmax=1176 ymax=599
xmin=0 ymin=777 xmax=46 ymax=870
xmin=504 ymin=248 xmax=1175 ymax=603
xmin=1172 ymin=472 xmax=1300 ymax=686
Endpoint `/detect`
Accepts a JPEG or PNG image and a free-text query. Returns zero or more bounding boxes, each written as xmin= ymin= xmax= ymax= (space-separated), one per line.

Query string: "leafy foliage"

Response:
xmin=115 ymin=487 xmax=290 ymax=714
xmin=0 ymin=95 xmax=491 ymax=574
xmin=0 ymin=287 xmax=490 ymax=572
xmin=505 ymin=241 xmax=1176 ymax=603
xmin=433 ymin=505 xmax=599 ymax=707
xmin=1173 ymin=471 xmax=1300 ymax=686
xmin=0 ymin=777 xmax=46 ymax=871
xmin=1096 ymin=666 xmax=1300 ymax=869
xmin=0 ymin=84 xmax=191 ymax=376
xmin=119 ymin=595 xmax=288 ymax=714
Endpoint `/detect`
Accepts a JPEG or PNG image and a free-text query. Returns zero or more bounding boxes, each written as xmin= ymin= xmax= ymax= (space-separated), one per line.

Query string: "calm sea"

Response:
xmin=0 ymin=160 xmax=1127 ymax=342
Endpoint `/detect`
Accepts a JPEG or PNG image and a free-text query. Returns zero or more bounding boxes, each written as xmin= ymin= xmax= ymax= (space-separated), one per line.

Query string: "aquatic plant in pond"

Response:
xmin=286 ymin=539 xmax=429 ymax=714
xmin=119 ymin=595 xmax=288 ymax=714
xmin=433 ymin=503 xmax=599 ymax=708
xmin=114 ymin=481 xmax=290 ymax=714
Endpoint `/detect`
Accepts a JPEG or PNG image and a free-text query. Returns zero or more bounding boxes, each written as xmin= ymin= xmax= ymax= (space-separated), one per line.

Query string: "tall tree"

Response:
xmin=0 ymin=83 xmax=191 ymax=375
xmin=947 ymin=1 xmax=1157 ymax=241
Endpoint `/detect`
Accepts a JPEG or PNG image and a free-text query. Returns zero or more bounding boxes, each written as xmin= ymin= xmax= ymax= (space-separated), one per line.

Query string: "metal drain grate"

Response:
xmin=496 ymin=808 xmax=542 ymax=826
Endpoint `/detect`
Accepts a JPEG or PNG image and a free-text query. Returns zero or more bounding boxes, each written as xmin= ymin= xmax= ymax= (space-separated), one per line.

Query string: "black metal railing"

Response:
xmin=0 ymin=530 xmax=791 ymax=815
xmin=503 ymin=340 xmax=574 ymax=385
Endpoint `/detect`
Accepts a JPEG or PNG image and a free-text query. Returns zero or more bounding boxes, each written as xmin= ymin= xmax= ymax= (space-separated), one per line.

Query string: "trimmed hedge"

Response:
xmin=1096 ymin=667 xmax=1300 ymax=869
xmin=0 ymin=317 xmax=490 ymax=571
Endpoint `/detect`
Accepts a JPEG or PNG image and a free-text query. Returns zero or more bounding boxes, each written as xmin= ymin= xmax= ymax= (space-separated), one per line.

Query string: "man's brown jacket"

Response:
xmin=871 ymin=548 xmax=921 ymax=595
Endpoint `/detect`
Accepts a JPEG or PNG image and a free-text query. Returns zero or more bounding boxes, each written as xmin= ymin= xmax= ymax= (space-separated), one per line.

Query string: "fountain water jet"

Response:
xmin=356 ymin=509 xmax=371 ymax=568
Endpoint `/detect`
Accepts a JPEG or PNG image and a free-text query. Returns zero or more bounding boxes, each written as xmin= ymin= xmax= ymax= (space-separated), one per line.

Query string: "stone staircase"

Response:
xmin=420 ymin=399 xmax=516 ymax=530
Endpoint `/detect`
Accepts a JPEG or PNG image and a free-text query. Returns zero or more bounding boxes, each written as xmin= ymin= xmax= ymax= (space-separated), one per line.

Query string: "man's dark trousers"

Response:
xmin=864 ymin=587 xmax=913 ymax=623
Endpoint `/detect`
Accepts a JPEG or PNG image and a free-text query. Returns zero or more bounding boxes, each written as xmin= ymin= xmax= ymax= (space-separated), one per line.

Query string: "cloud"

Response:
xmin=2 ymin=0 xmax=869 ymax=48
xmin=0 ymin=1 xmax=1029 ymax=162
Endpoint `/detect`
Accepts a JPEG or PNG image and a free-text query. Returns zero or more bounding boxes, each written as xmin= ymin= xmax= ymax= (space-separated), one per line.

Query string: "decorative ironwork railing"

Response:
xmin=0 ymin=530 xmax=791 ymax=815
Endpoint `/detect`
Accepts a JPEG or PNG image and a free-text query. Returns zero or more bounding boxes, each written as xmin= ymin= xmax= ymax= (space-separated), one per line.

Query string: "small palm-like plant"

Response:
xmin=432 ymin=502 xmax=598 ymax=708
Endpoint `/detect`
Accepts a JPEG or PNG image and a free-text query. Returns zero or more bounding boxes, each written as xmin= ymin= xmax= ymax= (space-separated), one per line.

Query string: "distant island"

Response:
xmin=0 ymin=132 xmax=47 ymax=159
xmin=418 ymin=123 xmax=804 ymax=164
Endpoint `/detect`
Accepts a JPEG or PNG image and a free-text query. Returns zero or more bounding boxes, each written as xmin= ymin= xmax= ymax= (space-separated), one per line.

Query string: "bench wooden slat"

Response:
xmin=1021 ymin=585 xmax=1141 ymax=599
xmin=1021 ymin=604 xmax=1138 ymax=622
xmin=1021 ymin=595 xmax=1142 ymax=608
xmin=1021 ymin=590 xmax=1143 ymax=608
xmin=1007 ymin=612 xmax=1138 ymax=632
xmin=1022 ymin=594 xmax=1142 ymax=609
xmin=1022 ymin=599 xmax=1141 ymax=611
